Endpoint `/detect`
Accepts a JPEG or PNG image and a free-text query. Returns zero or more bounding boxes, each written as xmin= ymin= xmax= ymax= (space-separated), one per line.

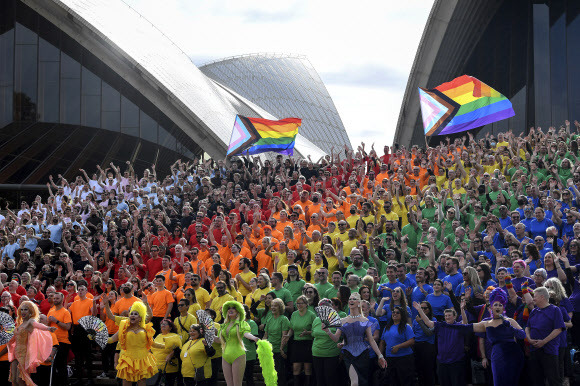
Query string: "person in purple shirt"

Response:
xmin=443 ymin=257 xmax=463 ymax=292
xmin=529 ymin=207 xmax=555 ymax=240
xmin=510 ymin=260 xmax=535 ymax=293
xmin=414 ymin=301 xmax=472 ymax=386
xmin=526 ymin=287 xmax=565 ymax=386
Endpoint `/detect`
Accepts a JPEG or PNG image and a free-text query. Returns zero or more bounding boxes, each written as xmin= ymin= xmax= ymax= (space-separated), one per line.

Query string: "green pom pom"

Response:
xmin=256 ymin=340 xmax=277 ymax=386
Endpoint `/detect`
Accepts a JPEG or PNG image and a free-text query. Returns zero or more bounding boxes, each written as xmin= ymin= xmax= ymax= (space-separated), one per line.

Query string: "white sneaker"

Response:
xmin=96 ymin=372 xmax=108 ymax=379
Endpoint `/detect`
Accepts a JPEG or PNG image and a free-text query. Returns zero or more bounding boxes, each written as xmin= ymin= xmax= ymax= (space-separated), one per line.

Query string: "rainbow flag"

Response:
xmin=419 ymin=75 xmax=515 ymax=136
xmin=226 ymin=115 xmax=301 ymax=156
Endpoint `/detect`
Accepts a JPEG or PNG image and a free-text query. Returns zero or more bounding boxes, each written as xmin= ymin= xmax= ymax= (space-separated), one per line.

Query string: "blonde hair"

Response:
xmin=16 ymin=301 xmax=40 ymax=326
xmin=545 ymin=278 xmax=567 ymax=303
xmin=271 ymin=298 xmax=285 ymax=315
xmin=463 ymin=266 xmax=483 ymax=293
xmin=349 ymin=292 xmax=363 ymax=315
xmin=129 ymin=301 xmax=147 ymax=328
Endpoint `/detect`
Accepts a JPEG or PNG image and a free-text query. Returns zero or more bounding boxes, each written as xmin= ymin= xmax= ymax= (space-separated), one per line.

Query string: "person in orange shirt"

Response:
xmin=307 ymin=213 xmax=324 ymax=235
xmin=96 ymin=290 xmax=119 ymax=379
xmin=260 ymin=225 xmax=279 ymax=250
xmin=204 ymin=252 xmax=227 ymax=275
xmin=68 ymin=282 xmax=95 ymax=384
xmin=47 ymin=292 xmax=72 ymax=385
xmin=155 ymin=256 xmax=178 ymax=292
xmin=215 ymin=235 xmax=233 ymax=268
xmin=147 ymin=275 xmax=175 ymax=334
xmin=276 ymin=211 xmax=292 ymax=233
xmin=228 ymin=243 xmax=244 ymax=277
xmin=255 ymin=238 xmax=274 ymax=273
xmin=266 ymin=218 xmax=284 ymax=241
xmin=282 ymin=226 xmax=300 ymax=251
xmin=197 ymin=238 xmax=211 ymax=262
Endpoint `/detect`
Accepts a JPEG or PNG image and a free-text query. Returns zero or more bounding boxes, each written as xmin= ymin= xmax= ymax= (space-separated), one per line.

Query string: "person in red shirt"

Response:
xmin=143 ymin=245 xmax=163 ymax=281
xmin=39 ymin=287 xmax=55 ymax=315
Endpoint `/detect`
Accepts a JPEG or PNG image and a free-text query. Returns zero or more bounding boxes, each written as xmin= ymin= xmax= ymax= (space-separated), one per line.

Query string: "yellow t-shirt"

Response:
xmin=181 ymin=338 xmax=212 ymax=378
xmin=251 ymin=287 xmax=273 ymax=309
xmin=174 ymin=313 xmax=198 ymax=344
xmin=195 ymin=287 xmax=211 ymax=307
xmin=305 ymin=241 xmax=322 ymax=258
xmin=237 ymin=271 xmax=257 ymax=297
xmin=152 ymin=333 xmax=182 ymax=372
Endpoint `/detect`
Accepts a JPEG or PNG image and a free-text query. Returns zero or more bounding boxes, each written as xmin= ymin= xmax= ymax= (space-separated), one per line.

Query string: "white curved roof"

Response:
xmin=42 ymin=0 xmax=325 ymax=159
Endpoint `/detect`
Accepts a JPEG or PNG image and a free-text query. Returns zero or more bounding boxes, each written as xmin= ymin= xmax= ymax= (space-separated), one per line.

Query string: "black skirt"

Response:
xmin=290 ymin=339 xmax=313 ymax=363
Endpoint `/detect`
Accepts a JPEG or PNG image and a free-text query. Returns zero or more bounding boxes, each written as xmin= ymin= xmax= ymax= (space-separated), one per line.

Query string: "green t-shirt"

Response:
xmin=345 ymin=265 xmax=368 ymax=280
xmin=368 ymin=258 xmax=388 ymax=278
xmin=421 ymin=207 xmax=437 ymax=223
xmin=284 ymin=280 xmax=306 ymax=303
xmin=324 ymin=286 xmax=339 ymax=300
xmin=290 ymin=310 xmax=316 ymax=341
xmin=272 ymin=287 xmax=293 ymax=306
xmin=311 ymin=317 xmax=341 ymax=357
xmin=401 ymin=223 xmax=419 ymax=251
xmin=243 ymin=319 xmax=259 ymax=361
xmin=315 ymin=282 xmax=333 ymax=298
xmin=418 ymin=256 xmax=430 ymax=269
xmin=265 ymin=315 xmax=291 ymax=353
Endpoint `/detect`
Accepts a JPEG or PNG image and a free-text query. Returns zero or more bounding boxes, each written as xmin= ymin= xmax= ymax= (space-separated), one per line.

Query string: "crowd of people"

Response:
xmin=2 ymin=123 xmax=580 ymax=386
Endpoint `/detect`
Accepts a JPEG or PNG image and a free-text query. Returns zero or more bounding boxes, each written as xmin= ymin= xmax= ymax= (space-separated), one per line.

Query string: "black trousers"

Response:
xmin=415 ymin=342 xmax=436 ymax=386
xmin=151 ymin=316 xmax=164 ymax=335
xmin=102 ymin=337 xmax=116 ymax=373
xmin=312 ymin=356 xmax=341 ymax=386
xmin=71 ymin=327 xmax=93 ymax=380
xmin=244 ymin=359 xmax=255 ymax=386
xmin=273 ymin=352 xmax=287 ymax=386
xmin=529 ymin=349 xmax=560 ymax=386
xmin=182 ymin=377 xmax=209 ymax=386
xmin=438 ymin=360 xmax=466 ymax=386
xmin=53 ymin=342 xmax=70 ymax=385
xmin=386 ymin=354 xmax=415 ymax=386
xmin=31 ymin=364 xmax=52 ymax=386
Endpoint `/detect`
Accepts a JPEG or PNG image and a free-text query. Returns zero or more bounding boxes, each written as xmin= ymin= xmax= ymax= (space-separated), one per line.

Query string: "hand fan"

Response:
xmin=315 ymin=306 xmax=342 ymax=328
xmin=196 ymin=310 xmax=216 ymax=345
xmin=0 ymin=312 xmax=14 ymax=345
xmin=78 ymin=315 xmax=109 ymax=349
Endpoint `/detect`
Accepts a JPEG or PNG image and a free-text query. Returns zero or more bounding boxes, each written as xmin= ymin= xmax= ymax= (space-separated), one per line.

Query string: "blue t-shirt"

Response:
xmin=443 ymin=272 xmax=463 ymax=291
xmin=529 ymin=218 xmax=555 ymax=239
xmin=47 ymin=223 xmax=63 ymax=244
xmin=425 ymin=293 xmax=454 ymax=317
xmin=377 ymin=304 xmax=411 ymax=323
xmin=411 ymin=284 xmax=433 ymax=319
xmin=413 ymin=317 xmax=436 ymax=344
xmin=377 ymin=281 xmax=407 ymax=299
xmin=381 ymin=323 xmax=415 ymax=357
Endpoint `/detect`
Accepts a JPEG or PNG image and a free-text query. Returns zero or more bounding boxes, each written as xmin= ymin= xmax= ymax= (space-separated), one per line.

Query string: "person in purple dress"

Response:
xmin=460 ymin=288 xmax=525 ymax=386
xmin=323 ymin=292 xmax=386 ymax=386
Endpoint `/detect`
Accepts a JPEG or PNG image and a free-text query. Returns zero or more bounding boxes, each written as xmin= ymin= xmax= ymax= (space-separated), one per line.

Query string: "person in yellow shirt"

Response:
xmin=346 ymin=204 xmax=359 ymax=229
xmin=235 ymin=258 xmax=256 ymax=299
xmin=174 ymin=298 xmax=198 ymax=344
xmin=251 ymin=273 xmax=273 ymax=311
xmin=180 ymin=324 xmax=215 ymax=383
xmin=183 ymin=288 xmax=202 ymax=316
xmin=209 ymin=282 xmax=234 ymax=323
xmin=192 ymin=274 xmax=211 ymax=309
xmin=151 ymin=319 xmax=182 ymax=385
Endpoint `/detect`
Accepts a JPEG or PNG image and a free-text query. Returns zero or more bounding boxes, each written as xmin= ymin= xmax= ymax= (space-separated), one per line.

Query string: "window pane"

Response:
xmin=120 ymin=96 xmax=138 ymax=136
xmin=533 ymin=4 xmax=551 ymax=128
xmin=0 ymin=29 xmax=14 ymax=127
xmin=38 ymin=37 xmax=59 ymax=62
xmin=81 ymin=95 xmax=100 ymax=127
xmin=14 ymin=44 xmax=37 ymax=121
xmin=101 ymin=81 xmax=119 ymax=132
xmin=158 ymin=126 xmax=176 ymax=151
xmin=140 ymin=110 xmax=157 ymax=142
xmin=38 ymin=61 xmax=59 ymax=123
xmin=81 ymin=67 xmax=100 ymax=96
xmin=15 ymin=22 xmax=36 ymax=45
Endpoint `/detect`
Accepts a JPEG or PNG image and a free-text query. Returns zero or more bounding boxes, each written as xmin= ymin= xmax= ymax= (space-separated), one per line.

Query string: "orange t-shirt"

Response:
xmin=229 ymin=254 xmax=243 ymax=277
xmin=255 ymin=250 xmax=273 ymax=272
xmin=217 ymin=245 xmax=232 ymax=267
xmin=147 ymin=289 xmax=174 ymax=317
xmin=198 ymin=250 xmax=211 ymax=262
xmin=69 ymin=298 xmax=93 ymax=325
xmin=47 ymin=307 xmax=72 ymax=344
xmin=72 ymin=292 xmax=94 ymax=302
xmin=111 ymin=296 xmax=140 ymax=317
xmin=174 ymin=285 xmax=195 ymax=302
xmin=156 ymin=269 xmax=177 ymax=290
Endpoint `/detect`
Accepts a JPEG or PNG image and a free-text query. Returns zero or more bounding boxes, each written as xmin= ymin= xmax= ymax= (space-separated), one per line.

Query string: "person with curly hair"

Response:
xmin=7 ymin=301 xmax=56 ymax=386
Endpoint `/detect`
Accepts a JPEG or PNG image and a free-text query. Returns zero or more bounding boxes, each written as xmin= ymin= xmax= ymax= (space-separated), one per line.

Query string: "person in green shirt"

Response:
xmin=270 ymin=272 xmax=293 ymax=316
xmin=323 ymin=271 xmax=342 ymax=300
xmin=284 ymin=265 xmax=306 ymax=303
xmin=264 ymin=298 xmax=291 ymax=386
xmin=345 ymin=249 xmax=368 ymax=279
xmin=314 ymin=267 xmax=333 ymax=297
xmin=401 ymin=212 xmax=420 ymax=251
xmin=284 ymin=295 xmax=316 ymax=386
xmin=242 ymin=304 xmax=259 ymax=386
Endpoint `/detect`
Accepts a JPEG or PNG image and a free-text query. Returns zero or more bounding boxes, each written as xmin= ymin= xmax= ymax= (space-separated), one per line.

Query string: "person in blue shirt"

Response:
xmin=378 ymin=266 xmax=406 ymax=299
xmin=521 ymin=206 xmax=535 ymax=230
xmin=397 ymin=264 xmax=415 ymax=291
xmin=412 ymin=301 xmax=436 ymax=386
xmin=379 ymin=305 xmax=415 ymax=386
xmin=455 ymin=266 xmax=484 ymax=299
xmin=443 ymin=257 xmax=463 ymax=292
xmin=376 ymin=287 xmax=411 ymax=332
xmin=504 ymin=211 xmax=522 ymax=236
xmin=529 ymin=207 xmax=554 ymax=240
xmin=425 ymin=280 xmax=454 ymax=320
xmin=46 ymin=215 xmax=64 ymax=245
xmin=410 ymin=269 xmax=433 ymax=319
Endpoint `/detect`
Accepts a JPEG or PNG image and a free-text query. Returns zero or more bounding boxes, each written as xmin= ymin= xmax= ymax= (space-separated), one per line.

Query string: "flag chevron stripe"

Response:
xmin=227 ymin=115 xmax=301 ymax=156
xmin=420 ymin=75 xmax=515 ymax=137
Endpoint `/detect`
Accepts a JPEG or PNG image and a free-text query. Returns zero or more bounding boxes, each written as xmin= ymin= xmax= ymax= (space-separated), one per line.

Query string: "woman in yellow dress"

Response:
xmin=7 ymin=301 xmax=56 ymax=386
xmin=104 ymin=300 xmax=161 ymax=386
xmin=149 ymin=319 xmax=182 ymax=386
xmin=180 ymin=324 xmax=216 ymax=386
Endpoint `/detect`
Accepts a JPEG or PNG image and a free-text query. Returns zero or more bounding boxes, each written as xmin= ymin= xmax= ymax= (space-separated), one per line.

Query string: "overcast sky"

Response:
xmin=125 ymin=0 xmax=434 ymax=150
